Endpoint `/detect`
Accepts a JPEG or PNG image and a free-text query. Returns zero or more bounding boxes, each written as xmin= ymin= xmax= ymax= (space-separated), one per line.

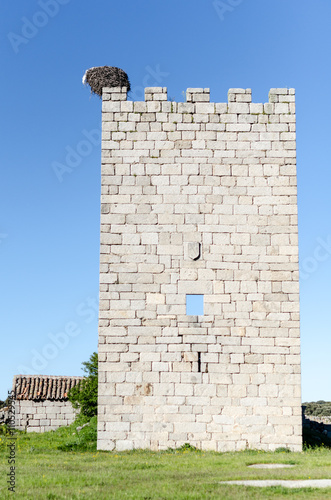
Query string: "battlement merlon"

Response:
xmin=101 ymin=87 xmax=295 ymax=116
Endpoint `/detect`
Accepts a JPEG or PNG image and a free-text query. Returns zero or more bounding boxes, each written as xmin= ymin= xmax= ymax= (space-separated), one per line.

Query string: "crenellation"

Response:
xmin=145 ymin=87 xmax=167 ymax=101
xmin=186 ymin=88 xmax=210 ymax=103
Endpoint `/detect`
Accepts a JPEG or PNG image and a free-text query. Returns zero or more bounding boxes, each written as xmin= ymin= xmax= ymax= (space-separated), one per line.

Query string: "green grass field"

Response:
xmin=1 ymin=420 xmax=331 ymax=499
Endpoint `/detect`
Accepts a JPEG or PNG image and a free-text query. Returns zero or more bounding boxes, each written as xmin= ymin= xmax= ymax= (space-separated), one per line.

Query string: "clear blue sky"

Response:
xmin=1 ymin=0 xmax=330 ymax=402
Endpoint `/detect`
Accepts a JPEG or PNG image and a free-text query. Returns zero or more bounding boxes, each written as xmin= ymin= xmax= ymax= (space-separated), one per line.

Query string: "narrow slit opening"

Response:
xmin=198 ymin=352 xmax=201 ymax=373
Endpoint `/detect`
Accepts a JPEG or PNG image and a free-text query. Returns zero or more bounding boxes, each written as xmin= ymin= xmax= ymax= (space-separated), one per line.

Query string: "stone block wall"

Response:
xmin=15 ymin=400 xmax=79 ymax=433
xmin=97 ymin=86 xmax=301 ymax=452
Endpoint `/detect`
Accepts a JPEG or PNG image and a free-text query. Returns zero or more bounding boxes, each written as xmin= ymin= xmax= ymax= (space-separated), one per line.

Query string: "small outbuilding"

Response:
xmin=13 ymin=375 xmax=84 ymax=433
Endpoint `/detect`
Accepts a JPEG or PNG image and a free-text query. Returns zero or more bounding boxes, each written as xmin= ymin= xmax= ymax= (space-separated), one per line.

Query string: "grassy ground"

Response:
xmin=1 ymin=421 xmax=331 ymax=499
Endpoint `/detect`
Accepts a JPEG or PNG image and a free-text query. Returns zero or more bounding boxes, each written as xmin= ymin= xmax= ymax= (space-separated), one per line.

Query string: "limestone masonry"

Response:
xmin=97 ymin=86 xmax=301 ymax=452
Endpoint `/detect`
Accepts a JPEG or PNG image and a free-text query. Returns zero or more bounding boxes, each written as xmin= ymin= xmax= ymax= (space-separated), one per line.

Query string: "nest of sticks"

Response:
xmin=82 ymin=66 xmax=131 ymax=97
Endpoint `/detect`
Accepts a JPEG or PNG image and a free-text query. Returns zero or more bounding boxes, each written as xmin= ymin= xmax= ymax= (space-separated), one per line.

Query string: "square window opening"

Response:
xmin=186 ymin=294 xmax=204 ymax=316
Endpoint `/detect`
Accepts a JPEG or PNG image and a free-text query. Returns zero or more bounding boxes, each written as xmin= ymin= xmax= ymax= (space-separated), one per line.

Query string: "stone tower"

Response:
xmin=97 ymin=86 xmax=301 ymax=452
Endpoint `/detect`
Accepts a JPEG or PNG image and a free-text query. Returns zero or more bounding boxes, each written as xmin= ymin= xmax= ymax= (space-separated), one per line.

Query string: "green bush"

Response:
xmin=304 ymin=401 xmax=331 ymax=417
xmin=303 ymin=425 xmax=331 ymax=449
xmin=68 ymin=352 xmax=98 ymax=418
xmin=0 ymin=423 xmax=12 ymax=436
xmin=57 ymin=415 xmax=97 ymax=452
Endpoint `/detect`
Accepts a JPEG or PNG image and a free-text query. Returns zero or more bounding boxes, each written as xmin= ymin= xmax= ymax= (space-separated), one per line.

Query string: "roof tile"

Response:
xmin=12 ymin=375 xmax=85 ymax=401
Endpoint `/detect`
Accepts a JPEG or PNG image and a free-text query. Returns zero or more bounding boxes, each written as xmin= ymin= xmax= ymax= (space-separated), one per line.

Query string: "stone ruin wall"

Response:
xmin=97 ymin=86 xmax=301 ymax=452
xmin=14 ymin=400 xmax=79 ymax=433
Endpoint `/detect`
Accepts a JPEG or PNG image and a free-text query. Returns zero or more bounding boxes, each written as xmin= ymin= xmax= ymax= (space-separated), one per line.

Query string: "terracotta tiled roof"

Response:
xmin=12 ymin=375 xmax=85 ymax=401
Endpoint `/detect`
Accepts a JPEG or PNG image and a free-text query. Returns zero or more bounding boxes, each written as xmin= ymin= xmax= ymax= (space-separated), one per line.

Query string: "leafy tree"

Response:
xmin=68 ymin=352 xmax=98 ymax=418
xmin=0 ymin=396 xmax=10 ymax=409
xmin=304 ymin=401 xmax=331 ymax=417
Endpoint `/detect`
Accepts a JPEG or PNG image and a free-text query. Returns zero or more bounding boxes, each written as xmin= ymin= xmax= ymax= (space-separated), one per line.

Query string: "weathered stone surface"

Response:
xmin=98 ymin=86 xmax=301 ymax=452
xmin=14 ymin=400 xmax=78 ymax=432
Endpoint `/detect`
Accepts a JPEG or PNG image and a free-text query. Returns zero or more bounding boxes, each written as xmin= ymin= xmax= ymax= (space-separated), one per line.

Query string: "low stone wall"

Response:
xmin=0 ymin=407 xmax=10 ymax=425
xmin=303 ymin=414 xmax=331 ymax=439
xmin=15 ymin=400 xmax=79 ymax=433
xmin=303 ymin=415 xmax=331 ymax=425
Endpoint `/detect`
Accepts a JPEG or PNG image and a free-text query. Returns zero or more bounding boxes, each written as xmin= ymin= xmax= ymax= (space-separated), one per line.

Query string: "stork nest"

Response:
xmin=82 ymin=66 xmax=131 ymax=97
